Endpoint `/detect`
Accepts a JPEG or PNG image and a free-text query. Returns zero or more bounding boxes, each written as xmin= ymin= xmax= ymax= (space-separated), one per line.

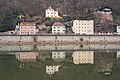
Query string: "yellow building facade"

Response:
xmin=72 ymin=20 xmax=94 ymax=35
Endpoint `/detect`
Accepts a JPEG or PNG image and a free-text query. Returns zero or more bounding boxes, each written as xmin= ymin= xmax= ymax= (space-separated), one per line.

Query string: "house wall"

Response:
xmin=117 ymin=26 xmax=120 ymax=35
xmin=54 ymin=11 xmax=58 ymax=17
xmin=73 ymin=20 xmax=94 ymax=34
xmin=45 ymin=7 xmax=59 ymax=18
xmin=46 ymin=9 xmax=55 ymax=17
xmin=20 ymin=25 xmax=38 ymax=35
xmin=52 ymin=26 xmax=65 ymax=34
xmin=117 ymin=51 xmax=120 ymax=59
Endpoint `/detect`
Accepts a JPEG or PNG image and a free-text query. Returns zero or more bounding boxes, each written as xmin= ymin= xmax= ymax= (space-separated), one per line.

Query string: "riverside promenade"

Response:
xmin=0 ymin=35 xmax=120 ymax=45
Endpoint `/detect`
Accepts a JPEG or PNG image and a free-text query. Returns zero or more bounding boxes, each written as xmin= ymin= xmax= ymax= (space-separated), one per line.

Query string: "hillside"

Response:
xmin=0 ymin=0 xmax=120 ymax=31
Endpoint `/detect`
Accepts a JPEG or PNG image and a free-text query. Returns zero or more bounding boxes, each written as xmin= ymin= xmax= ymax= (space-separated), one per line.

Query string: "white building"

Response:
xmin=52 ymin=22 xmax=66 ymax=34
xmin=117 ymin=51 xmax=120 ymax=59
xmin=117 ymin=26 xmax=120 ymax=35
xmin=52 ymin=52 xmax=66 ymax=62
xmin=46 ymin=65 xmax=60 ymax=74
xmin=72 ymin=20 xmax=94 ymax=35
xmin=72 ymin=51 xmax=94 ymax=64
xmin=45 ymin=6 xmax=61 ymax=18
xmin=97 ymin=7 xmax=112 ymax=15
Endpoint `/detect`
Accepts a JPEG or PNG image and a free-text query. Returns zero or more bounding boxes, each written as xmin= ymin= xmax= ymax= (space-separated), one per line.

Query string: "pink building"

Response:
xmin=17 ymin=22 xmax=38 ymax=35
xmin=16 ymin=52 xmax=39 ymax=62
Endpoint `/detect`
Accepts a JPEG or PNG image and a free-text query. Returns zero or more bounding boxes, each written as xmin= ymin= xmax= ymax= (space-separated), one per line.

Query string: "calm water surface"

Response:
xmin=0 ymin=44 xmax=120 ymax=80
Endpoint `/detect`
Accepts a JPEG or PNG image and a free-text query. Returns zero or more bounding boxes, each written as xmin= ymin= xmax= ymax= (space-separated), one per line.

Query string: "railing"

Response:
xmin=0 ymin=33 xmax=119 ymax=36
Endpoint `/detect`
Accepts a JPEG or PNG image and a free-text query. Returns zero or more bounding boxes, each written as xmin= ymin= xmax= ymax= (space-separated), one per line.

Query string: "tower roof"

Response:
xmin=20 ymin=22 xmax=35 ymax=26
xmin=47 ymin=6 xmax=54 ymax=10
xmin=52 ymin=22 xmax=64 ymax=26
xmin=48 ymin=6 xmax=52 ymax=9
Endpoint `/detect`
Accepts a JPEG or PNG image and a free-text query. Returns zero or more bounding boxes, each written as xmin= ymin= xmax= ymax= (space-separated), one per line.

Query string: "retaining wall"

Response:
xmin=0 ymin=35 xmax=120 ymax=44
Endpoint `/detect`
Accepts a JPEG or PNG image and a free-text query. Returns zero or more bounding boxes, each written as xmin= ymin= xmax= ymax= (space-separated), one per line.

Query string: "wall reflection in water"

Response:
xmin=1 ymin=44 xmax=120 ymax=51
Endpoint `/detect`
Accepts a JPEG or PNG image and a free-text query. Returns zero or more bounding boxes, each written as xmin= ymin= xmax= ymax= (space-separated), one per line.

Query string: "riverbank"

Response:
xmin=0 ymin=35 xmax=120 ymax=45
xmin=0 ymin=44 xmax=120 ymax=52
xmin=1 ymin=41 xmax=120 ymax=45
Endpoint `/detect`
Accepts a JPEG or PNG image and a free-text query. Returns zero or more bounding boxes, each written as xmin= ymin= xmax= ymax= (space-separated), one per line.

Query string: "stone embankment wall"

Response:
xmin=0 ymin=35 xmax=120 ymax=44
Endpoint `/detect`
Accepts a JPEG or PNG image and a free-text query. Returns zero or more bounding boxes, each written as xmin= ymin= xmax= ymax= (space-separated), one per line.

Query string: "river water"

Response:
xmin=0 ymin=44 xmax=120 ymax=80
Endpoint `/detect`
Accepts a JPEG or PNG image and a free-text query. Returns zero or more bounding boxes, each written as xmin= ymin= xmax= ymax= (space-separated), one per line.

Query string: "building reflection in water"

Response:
xmin=52 ymin=51 xmax=66 ymax=62
xmin=16 ymin=52 xmax=39 ymax=62
xmin=46 ymin=65 xmax=60 ymax=75
xmin=117 ymin=51 xmax=120 ymax=59
xmin=0 ymin=50 xmax=119 ymax=77
xmin=72 ymin=51 xmax=94 ymax=64
xmin=13 ymin=50 xmax=116 ymax=76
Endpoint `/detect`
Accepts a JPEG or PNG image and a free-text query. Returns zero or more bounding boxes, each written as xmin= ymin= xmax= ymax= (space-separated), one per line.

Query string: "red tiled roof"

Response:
xmin=117 ymin=26 xmax=120 ymax=28
xmin=20 ymin=22 xmax=35 ymax=26
xmin=48 ymin=6 xmax=53 ymax=9
xmin=52 ymin=22 xmax=64 ymax=26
